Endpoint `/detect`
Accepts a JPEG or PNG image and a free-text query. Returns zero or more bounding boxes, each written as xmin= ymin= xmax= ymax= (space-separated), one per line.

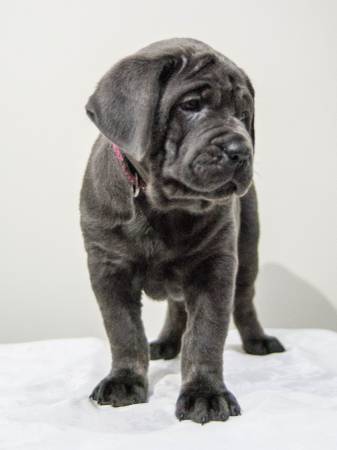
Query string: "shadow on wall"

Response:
xmin=256 ymin=263 xmax=337 ymax=332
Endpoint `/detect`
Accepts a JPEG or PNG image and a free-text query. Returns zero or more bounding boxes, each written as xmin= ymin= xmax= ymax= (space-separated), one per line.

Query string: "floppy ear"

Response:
xmin=245 ymin=76 xmax=255 ymax=147
xmin=86 ymin=54 xmax=178 ymax=161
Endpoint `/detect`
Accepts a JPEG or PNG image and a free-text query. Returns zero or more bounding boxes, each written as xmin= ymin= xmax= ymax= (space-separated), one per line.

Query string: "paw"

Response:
xmin=150 ymin=339 xmax=180 ymax=360
xmin=89 ymin=371 xmax=148 ymax=407
xmin=175 ymin=386 xmax=241 ymax=424
xmin=243 ymin=335 xmax=285 ymax=355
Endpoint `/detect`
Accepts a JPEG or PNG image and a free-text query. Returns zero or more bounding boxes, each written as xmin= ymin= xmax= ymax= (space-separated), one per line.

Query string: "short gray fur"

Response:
xmin=80 ymin=38 xmax=285 ymax=424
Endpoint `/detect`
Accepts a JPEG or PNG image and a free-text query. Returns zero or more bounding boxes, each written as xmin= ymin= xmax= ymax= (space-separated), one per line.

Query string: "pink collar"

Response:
xmin=112 ymin=143 xmax=146 ymax=197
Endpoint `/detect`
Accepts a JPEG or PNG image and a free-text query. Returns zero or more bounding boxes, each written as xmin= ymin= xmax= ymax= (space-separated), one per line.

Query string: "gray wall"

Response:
xmin=1 ymin=0 xmax=336 ymax=343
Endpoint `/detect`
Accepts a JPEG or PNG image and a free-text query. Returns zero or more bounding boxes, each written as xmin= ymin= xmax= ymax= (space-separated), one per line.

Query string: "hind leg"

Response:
xmin=234 ymin=185 xmax=285 ymax=355
xmin=150 ymin=299 xmax=187 ymax=360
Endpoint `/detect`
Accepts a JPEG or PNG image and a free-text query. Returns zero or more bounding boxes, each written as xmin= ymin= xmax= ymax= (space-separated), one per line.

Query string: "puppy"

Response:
xmin=80 ymin=38 xmax=285 ymax=424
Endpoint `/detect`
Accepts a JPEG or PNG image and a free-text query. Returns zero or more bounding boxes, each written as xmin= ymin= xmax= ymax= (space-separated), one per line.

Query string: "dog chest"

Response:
xmin=143 ymin=260 xmax=185 ymax=301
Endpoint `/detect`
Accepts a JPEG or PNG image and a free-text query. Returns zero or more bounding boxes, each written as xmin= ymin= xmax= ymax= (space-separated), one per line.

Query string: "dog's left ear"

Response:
xmin=86 ymin=52 xmax=179 ymax=161
xmin=244 ymin=76 xmax=255 ymax=147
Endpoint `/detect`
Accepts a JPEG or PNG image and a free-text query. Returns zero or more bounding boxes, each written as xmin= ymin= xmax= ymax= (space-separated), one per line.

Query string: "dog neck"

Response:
xmin=111 ymin=143 xmax=148 ymax=197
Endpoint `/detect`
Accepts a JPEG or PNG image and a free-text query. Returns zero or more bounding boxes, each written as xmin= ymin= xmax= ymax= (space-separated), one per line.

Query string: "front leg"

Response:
xmin=176 ymin=253 xmax=241 ymax=424
xmin=87 ymin=252 xmax=149 ymax=407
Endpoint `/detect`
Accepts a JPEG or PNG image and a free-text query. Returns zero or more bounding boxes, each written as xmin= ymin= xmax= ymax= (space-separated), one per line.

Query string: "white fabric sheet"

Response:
xmin=1 ymin=329 xmax=336 ymax=450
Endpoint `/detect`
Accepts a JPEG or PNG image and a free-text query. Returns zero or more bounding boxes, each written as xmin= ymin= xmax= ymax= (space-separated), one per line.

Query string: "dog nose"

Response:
xmin=223 ymin=141 xmax=250 ymax=166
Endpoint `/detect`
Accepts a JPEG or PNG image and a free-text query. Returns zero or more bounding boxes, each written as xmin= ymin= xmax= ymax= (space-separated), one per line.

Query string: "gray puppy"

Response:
xmin=80 ymin=38 xmax=285 ymax=424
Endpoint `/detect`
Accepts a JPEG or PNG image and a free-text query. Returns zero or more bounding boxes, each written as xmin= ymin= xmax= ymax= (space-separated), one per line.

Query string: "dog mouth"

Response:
xmin=161 ymin=177 xmax=238 ymax=201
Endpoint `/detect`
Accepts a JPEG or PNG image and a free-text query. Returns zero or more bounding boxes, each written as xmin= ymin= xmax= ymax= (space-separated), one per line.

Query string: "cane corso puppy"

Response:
xmin=80 ymin=38 xmax=285 ymax=424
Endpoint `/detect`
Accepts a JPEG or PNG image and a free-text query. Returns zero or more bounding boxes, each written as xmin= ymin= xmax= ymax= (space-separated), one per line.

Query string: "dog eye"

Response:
xmin=179 ymin=99 xmax=203 ymax=112
xmin=239 ymin=111 xmax=249 ymax=122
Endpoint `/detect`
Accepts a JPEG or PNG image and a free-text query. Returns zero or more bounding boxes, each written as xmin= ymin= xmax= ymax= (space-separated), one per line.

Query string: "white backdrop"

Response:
xmin=1 ymin=0 xmax=336 ymax=343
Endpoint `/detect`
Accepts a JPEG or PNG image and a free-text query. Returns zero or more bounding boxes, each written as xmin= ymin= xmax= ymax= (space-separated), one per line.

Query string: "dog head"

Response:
xmin=86 ymin=38 xmax=255 ymax=213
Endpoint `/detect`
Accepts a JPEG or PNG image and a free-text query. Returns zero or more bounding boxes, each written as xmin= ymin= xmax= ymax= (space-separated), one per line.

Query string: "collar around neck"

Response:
xmin=111 ymin=143 xmax=147 ymax=197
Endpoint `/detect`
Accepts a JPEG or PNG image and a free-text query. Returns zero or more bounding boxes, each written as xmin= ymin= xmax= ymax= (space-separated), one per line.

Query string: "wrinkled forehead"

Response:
xmin=161 ymin=52 xmax=252 ymax=110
